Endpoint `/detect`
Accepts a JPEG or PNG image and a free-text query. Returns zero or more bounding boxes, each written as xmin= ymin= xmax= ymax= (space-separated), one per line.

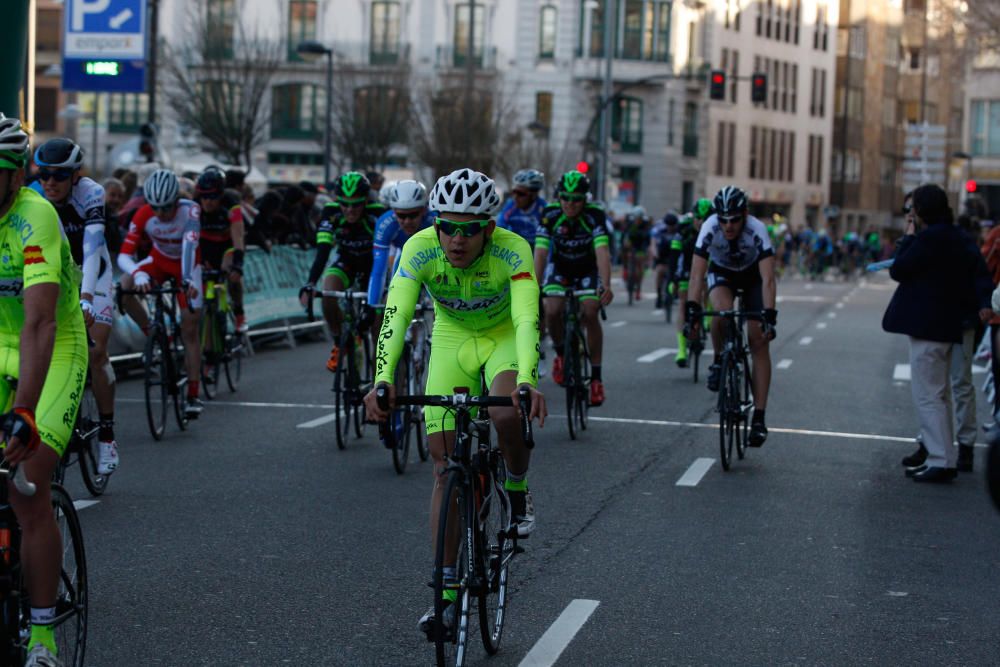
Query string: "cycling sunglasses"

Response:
xmin=394 ymin=210 xmax=423 ymax=220
xmin=37 ymin=169 xmax=73 ymax=182
xmin=151 ymin=202 xmax=177 ymax=213
xmin=558 ymin=193 xmax=586 ymax=202
xmin=198 ymin=190 xmax=222 ymax=200
xmin=718 ymin=215 xmax=743 ymax=226
xmin=435 ymin=217 xmax=490 ymax=237
xmin=337 ymin=197 xmax=366 ymax=208
xmin=512 ymin=190 xmax=533 ymax=198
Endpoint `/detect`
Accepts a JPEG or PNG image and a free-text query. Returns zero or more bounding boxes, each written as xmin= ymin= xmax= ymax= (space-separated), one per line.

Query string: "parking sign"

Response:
xmin=62 ymin=0 xmax=147 ymax=93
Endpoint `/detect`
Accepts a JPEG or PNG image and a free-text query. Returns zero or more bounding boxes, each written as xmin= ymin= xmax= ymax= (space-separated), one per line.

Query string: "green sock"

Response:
xmin=29 ymin=624 xmax=56 ymax=654
xmin=676 ymin=332 xmax=688 ymax=358
xmin=442 ymin=588 xmax=457 ymax=603
xmin=504 ymin=476 xmax=528 ymax=493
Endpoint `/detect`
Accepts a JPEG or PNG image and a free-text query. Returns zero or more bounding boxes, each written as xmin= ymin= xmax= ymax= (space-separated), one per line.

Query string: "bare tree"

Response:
xmin=958 ymin=0 xmax=1000 ymax=48
xmin=329 ymin=66 xmax=412 ymax=171
xmin=163 ymin=0 xmax=283 ymax=167
xmin=500 ymin=127 xmax=578 ymax=191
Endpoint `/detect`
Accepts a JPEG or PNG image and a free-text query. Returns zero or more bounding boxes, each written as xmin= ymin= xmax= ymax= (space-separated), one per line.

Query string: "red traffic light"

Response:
xmin=576 ymin=161 xmax=590 ymax=174
xmin=966 ymin=179 xmax=978 ymax=193
xmin=712 ymin=73 xmax=725 ymax=84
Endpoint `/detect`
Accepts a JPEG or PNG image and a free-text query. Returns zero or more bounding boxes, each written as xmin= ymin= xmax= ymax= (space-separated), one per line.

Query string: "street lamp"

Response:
xmin=296 ymin=40 xmax=333 ymax=187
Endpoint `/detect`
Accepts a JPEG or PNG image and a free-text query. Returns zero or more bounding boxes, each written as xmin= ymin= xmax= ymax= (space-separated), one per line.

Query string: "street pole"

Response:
xmin=324 ymin=50 xmax=332 ymax=187
xmin=597 ymin=0 xmax=615 ymax=203
xmin=148 ymin=0 xmax=159 ymax=124
xmin=464 ymin=0 xmax=475 ymax=165
xmin=92 ymin=95 xmax=100 ymax=178
xmin=1 ymin=0 xmax=29 ymax=118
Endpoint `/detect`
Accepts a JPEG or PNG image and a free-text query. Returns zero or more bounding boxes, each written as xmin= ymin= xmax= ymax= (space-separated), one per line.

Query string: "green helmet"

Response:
xmin=332 ymin=171 xmax=371 ymax=203
xmin=693 ymin=197 xmax=713 ymax=219
xmin=0 ymin=114 xmax=29 ymax=171
xmin=556 ymin=170 xmax=591 ymax=196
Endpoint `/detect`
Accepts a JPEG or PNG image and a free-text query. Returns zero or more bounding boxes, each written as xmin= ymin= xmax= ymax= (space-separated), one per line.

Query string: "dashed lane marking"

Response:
xmin=836 ymin=302 xmax=845 ymax=309
xmin=610 ymin=321 xmax=628 ymax=328
xmin=73 ymin=500 xmax=100 ymax=511
xmin=119 ymin=398 xmax=335 ymax=410
xmin=893 ymin=364 xmax=911 ymax=381
xmin=777 ymin=359 xmax=793 ymax=369
xmin=676 ymin=458 xmax=715 ymax=487
xmin=827 ymin=312 xmax=836 ymax=318
xmin=637 ymin=348 xmax=674 ymax=363
xmin=816 ymin=322 xmax=827 ymax=330
xmin=519 ymin=599 xmax=601 ymax=667
xmin=297 ymin=413 xmax=341 ymax=428
xmin=799 ymin=336 xmax=813 ymax=345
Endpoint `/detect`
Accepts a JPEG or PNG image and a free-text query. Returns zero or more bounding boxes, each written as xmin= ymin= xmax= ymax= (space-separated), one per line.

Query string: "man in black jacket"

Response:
xmin=883 ymin=184 xmax=987 ymax=482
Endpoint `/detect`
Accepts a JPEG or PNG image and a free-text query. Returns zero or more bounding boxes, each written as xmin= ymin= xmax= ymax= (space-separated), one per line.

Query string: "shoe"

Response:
xmin=235 ymin=314 xmax=248 ymax=333
xmin=675 ymin=352 xmax=688 ymax=368
xmin=537 ymin=348 xmax=547 ymax=379
xmin=707 ymin=363 xmax=721 ymax=392
xmin=508 ymin=490 xmax=535 ymax=538
xmin=905 ymin=464 xmax=927 ymax=478
xmin=418 ymin=601 xmax=455 ymax=640
xmin=655 ymin=296 xmax=663 ymax=309
xmin=185 ymin=397 xmax=204 ymax=419
xmin=957 ymin=444 xmax=974 ymax=472
xmin=326 ymin=345 xmax=340 ymax=373
xmin=634 ymin=291 xmax=642 ymax=301
xmin=911 ymin=466 xmax=957 ymax=483
xmin=748 ymin=422 xmax=768 ymax=447
xmin=589 ymin=380 xmax=605 ymax=407
xmin=97 ymin=440 xmax=119 ymax=475
xmin=24 ymin=644 xmax=63 ymax=667
xmin=901 ymin=443 xmax=928 ymax=467
xmin=551 ymin=355 xmax=564 ymax=386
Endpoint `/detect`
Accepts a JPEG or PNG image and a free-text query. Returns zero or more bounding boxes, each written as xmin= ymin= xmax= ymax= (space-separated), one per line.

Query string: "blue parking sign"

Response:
xmin=62 ymin=0 xmax=147 ymax=93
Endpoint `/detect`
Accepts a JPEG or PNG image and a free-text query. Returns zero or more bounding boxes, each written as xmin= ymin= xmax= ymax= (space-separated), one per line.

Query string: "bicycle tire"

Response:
xmin=416 ymin=335 xmax=432 ymax=462
xmin=479 ymin=451 xmax=511 ymax=654
xmin=718 ymin=354 xmax=735 ymax=471
xmin=51 ymin=484 xmax=88 ymax=666
xmin=171 ymin=331 xmax=188 ymax=431
xmin=434 ymin=471 xmax=471 ymax=667
xmin=201 ymin=358 xmax=219 ymax=400
xmin=663 ymin=286 xmax=673 ymax=323
xmin=577 ymin=331 xmax=590 ymax=432
xmin=737 ymin=351 xmax=753 ymax=460
xmin=392 ymin=345 xmax=413 ymax=475
xmin=564 ymin=328 xmax=579 ymax=441
xmin=143 ymin=330 xmax=168 ymax=441
xmin=224 ymin=311 xmax=244 ymax=393
xmin=0 ymin=514 xmax=21 ymax=666
xmin=200 ymin=301 xmax=221 ymax=400
xmin=76 ymin=389 xmax=109 ymax=497
xmin=353 ymin=334 xmax=371 ymax=439
xmin=333 ymin=335 xmax=350 ymax=450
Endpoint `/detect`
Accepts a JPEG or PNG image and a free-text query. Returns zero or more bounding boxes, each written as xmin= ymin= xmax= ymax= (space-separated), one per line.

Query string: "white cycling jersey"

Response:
xmin=694 ymin=214 xmax=774 ymax=272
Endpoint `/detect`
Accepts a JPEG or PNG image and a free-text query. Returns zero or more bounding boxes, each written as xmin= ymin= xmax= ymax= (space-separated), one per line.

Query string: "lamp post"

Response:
xmin=296 ymin=41 xmax=333 ymax=187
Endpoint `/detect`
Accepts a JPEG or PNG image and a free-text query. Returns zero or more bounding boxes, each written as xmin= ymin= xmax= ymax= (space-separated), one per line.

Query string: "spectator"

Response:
xmin=883 ymin=184 xmax=985 ymax=482
xmin=251 ymin=188 xmax=283 ymax=250
xmin=102 ymin=177 xmax=126 ymax=255
xmin=226 ymin=169 xmax=246 ymax=190
xmin=365 ymin=171 xmax=384 ymax=201
xmin=120 ymin=169 xmax=138 ymax=201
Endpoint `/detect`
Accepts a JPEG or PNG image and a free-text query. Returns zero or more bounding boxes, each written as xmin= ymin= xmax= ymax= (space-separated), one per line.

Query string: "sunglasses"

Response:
xmin=38 ymin=169 xmax=72 ymax=182
xmin=902 ymin=205 xmax=913 ymax=214
xmin=338 ymin=198 xmax=366 ymax=208
xmin=719 ymin=215 xmax=743 ymax=226
xmin=435 ymin=217 xmax=489 ymax=237
xmin=151 ymin=203 xmax=176 ymax=213
xmin=198 ymin=191 xmax=222 ymax=200
xmin=559 ymin=193 xmax=586 ymax=202
xmin=512 ymin=190 xmax=533 ymax=198
xmin=395 ymin=210 xmax=423 ymax=220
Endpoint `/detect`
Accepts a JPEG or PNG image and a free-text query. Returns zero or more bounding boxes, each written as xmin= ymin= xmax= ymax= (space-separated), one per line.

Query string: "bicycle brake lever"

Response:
xmin=11 ymin=466 xmax=35 ymax=497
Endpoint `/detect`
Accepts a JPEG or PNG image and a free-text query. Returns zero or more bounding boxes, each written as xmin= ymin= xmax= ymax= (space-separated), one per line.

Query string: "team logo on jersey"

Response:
xmin=23 ymin=245 xmax=46 ymax=265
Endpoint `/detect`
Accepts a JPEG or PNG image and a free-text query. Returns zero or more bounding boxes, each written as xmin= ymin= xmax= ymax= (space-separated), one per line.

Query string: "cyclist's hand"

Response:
xmin=133 ymin=271 xmax=151 ymax=293
xmin=365 ymin=382 xmax=395 ymax=423
xmin=0 ymin=409 xmax=41 ymax=466
xmin=513 ymin=384 xmax=547 ymax=428
xmin=182 ymin=280 xmax=199 ymax=303
xmin=80 ymin=299 xmax=95 ymax=328
xmin=763 ymin=308 xmax=778 ymax=341
xmin=298 ymin=284 xmax=314 ymax=308
xmin=599 ymin=287 xmax=614 ymax=306
xmin=359 ymin=304 xmax=376 ymax=331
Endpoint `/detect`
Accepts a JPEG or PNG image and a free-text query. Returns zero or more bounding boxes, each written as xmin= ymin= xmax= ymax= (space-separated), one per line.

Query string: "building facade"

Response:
xmin=964 ymin=45 xmax=1000 ymax=219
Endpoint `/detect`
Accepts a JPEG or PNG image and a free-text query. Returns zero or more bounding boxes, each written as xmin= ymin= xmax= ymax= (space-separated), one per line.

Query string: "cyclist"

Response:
xmin=118 ymin=169 xmax=205 ymax=418
xmin=686 ymin=186 xmax=777 ymax=446
xmin=535 ymin=170 xmax=613 ymax=406
xmin=0 ymin=115 xmax=89 ymax=667
xmin=194 ymin=168 xmax=247 ymax=333
xmin=299 ymin=172 xmax=386 ymax=372
xmin=362 ymin=168 xmax=546 ymax=637
xmin=33 ymin=138 xmax=120 ymax=476
xmin=674 ymin=198 xmax=712 ymax=367
xmin=621 ymin=207 xmax=652 ymax=301
xmin=650 ymin=212 xmax=680 ymax=309
xmin=498 ymin=169 xmax=547 ymax=247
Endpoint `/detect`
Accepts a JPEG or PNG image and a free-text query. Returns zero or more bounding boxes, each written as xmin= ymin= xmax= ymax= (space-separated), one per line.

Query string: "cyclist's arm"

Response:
xmin=688 ymin=255 xmax=708 ymax=305
xmin=181 ymin=204 xmax=200 ymax=285
xmin=759 ymin=256 xmax=776 ymax=310
xmin=367 ymin=243 xmax=391 ymax=306
xmin=229 ymin=204 xmax=246 ymax=252
xmin=116 ymin=205 xmax=150 ymax=275
xmin=591 ymin=218 xmax=611 ymax=289
xmin=80 ymin=185 xmax=107 ymax=300
xmin=507 ymin=241 xmax=541 ymax=387
xmin=306 ymin=215 xmax=336 ymax=286
xmin=373 ymin=263 xmax=421 ymax=386
xmin=533 ymin=220 xmax=552 ymax=286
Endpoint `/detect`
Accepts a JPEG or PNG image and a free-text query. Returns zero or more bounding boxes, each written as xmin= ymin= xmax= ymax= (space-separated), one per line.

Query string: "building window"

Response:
xmin=750 ymin=126 xmax=758 ymax=178
xmin=288 ymin=0 xmax=317 ymax=61
xmin=909 ymin=48 xmax=920 ymax=69
xmin=815 ymin=135 xmax=823 ymax=183
xmin=108 ymin=93 xmax=149 ymax=133
xmin=355 ymin=86 xmax=406 ymax=143
xmin=206 ymin=0 xmax=235 ymax=59
xmin=715 ymin=122 xmax=727 ymax=176
xmin=848 ymin=25 xmax=866 ymax=59
xmin=371 ymin=1 xmax=401 ymax=64
xmin=620 ymin=166 xmax=642 ymax=203
xmin=35 ymin=88 xmax=58 ymax=133
xmin=790 ymin=63 xmax=798 ymax=113
xmin=535 ymin=92 xmax=553 ymax=130
xmin=454 ymin=3 xmax=485 ymax=67
xmin=681 ymin=180 xmax=693 ymax=213
xmin=730 ymin=49 xmax=739 ymax=102
xmin=271 ymin=83 xmax=323 ymax=139
xmin=612 ymin=96 xmax=643 ymax=153
xmin=539 ymin=5 xmax=557 ymax=59
xmin=682 ymin=102 xmax=698 ymax=157
xmin=667 ymin=98 xmax=675 ymax=146
xmin=579 ymin=0 xmax=671 ymax=62
xmin=726 ymin=122 xmax=736 ymax=177
xmin=971 ymin=100 xmax=1000 ymax=156
xmin=880 ymin=154 xmax=896 ymax=185
xmin=786 ymin=131 xmax=795 ymax=182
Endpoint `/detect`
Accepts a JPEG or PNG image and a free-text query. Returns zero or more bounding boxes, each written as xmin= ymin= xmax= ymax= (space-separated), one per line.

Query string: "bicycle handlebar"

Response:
xmin=0 ymin=464 xmax=36 ymax=497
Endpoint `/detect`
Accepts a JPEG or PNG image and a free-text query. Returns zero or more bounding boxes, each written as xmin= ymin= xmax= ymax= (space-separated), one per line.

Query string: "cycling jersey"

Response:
xmin=41 ymin=176 xmax=114 ymax=325
xmin=673 ymin=221 xmax=698 ymax=283
xmin=375 ymin=227 xmax=540 ymax=391
xmin=366 ymin=208 xmax=435 ymax=306
xmin=307 ymin=204 xmax=381 ymax=287
xmin=497 ymin=197 xmax=547 ymax=247
xmin=119 ymin=200 xmax=203 ymax=308
xmin=624 ymin=220 xmax=652 ymax=251
xmin=694 ymin=214 xmax=774 ymax=272
xmin=650 ymin=221 xmax=678 ymax=262
xmin=535 ymin=204 xmax=609 ymax=277
xmin=0 ymin=187 xmax=88 ymax=456
xmin=197 ymin=192 xmax=242 ymax=269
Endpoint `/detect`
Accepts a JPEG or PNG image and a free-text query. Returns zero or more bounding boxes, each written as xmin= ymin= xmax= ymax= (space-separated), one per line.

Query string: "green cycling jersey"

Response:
xmin=374 ymin=226 xmax=540 ymax=387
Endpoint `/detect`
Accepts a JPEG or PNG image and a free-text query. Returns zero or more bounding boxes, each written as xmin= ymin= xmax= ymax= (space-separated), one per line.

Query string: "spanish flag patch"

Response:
xmin=23 ymin=246 xmax=46 ymax=265
xmin=511 ymin=272 xmax=532 ymax=281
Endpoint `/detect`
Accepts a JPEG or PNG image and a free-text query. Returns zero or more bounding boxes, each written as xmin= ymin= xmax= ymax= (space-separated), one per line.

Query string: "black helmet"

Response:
xmin=713 ymin=186 xmax=748 ymax=218
xmin=195 ymin=168 xmax=226 ymax=197
xmin=556 ymin=170 xmax=590 ymax=196
xmin=662 ymin=212 xmax=679 ymax=226
xmin=34 ymin=138 xmax=84 ymax=170
xmin=333 ymin=171 xmax=372 ymax=203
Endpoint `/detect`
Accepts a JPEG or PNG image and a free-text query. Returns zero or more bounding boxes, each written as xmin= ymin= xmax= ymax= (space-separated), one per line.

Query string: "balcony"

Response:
xmin=436 ymin=44 xmax=498 ymax=70
xmin=682 ymin=133 xmax=698 ymax=157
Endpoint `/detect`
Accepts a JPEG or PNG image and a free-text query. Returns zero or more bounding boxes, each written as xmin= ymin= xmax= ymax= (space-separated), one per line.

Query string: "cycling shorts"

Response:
xmin=541 ymin=265 xmax=600 ymax=299
xmin=0 ymin=337 xmax=88 ymax=458
xmin=90 ymin=255 xmax=114 ymax=327
xmin=423 ymin=319 xmax=520 ymax=434
xmin=201 ymin=241 xmax=234 ymax=271
xmin=134 ymin=250 xmax=204 ymax=310
xmin=322 ymin=250 xmax=371 ymax=288
xmin=707 ymin=264 xmax=764 ymax=311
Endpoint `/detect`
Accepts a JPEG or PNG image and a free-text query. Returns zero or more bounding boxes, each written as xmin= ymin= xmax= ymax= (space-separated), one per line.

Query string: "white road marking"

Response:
xmin=836 ymin=302 xmax=845 ymax=309
xmin=119 ymin=397 xmax=335 ymax=410
xmin=799 ymin=336 xmax=813 ymax=345
xmin=777 ymin=359 xmax=793 ymax=369
xmin=676 ymin=458 xmax=715 ymax=487
xmin=637 ymin=348 xmax=674 ymax=363
xmin=610 ymin=321 xmax=627 ymax=328
xmin=519 ymin=599 xmax=600 ymax=667
xmin=652 ymin=310 xmax=664 ymax=316
xmin=109 ymin=9 xmax=133 ymax=29
xmin=816 ymin=322 xmax=827 ymax=330
xmin=73 ymin=500 xmax=100 ymax=511
xmin=804 ymin=283 xmax=813 ymax=290
xmin=297 ymin=413 xmax=340 ymax=428
xmin=893 ymin=364 xmax=911 ymax=381
xmin=776 ymin=295 xmax=828 ymax=303
xmin=827 ymin=312 xmax=836 ymax=319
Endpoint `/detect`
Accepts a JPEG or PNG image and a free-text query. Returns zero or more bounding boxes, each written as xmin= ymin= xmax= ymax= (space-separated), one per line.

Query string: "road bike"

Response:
xmin=560 ymin=289 xmax=605 ymax=440
xmin=388 ymin=303 xmax=431 ymax=474
xmin=120 ymin=280 xmax=190 ymax=440
xmin=199 ymin=269 xmax=248 ymax=399
xmin=377 ymin=386 xmax=533 ymax=667
xmin=684 ymin=318 xmax=707 ymax=384
xmin=53 ymin=378 xmax=108 ymax=497
xmin=624 ymin=250 xmax=643 ymax=306
xmin=703 ymin=307 xmax=764 ymax=470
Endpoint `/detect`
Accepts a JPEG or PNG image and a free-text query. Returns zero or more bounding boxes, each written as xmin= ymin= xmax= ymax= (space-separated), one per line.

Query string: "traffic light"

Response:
xmin=966 ymin=179 xmax=978 ymax=193
xmin=751 ymin=73 xmax=767 ymax=103
xmin=709 ymin=70 xmax=726 ymax=101
xmin=139 ymin=122 xmax=157 ymax=162
xmin=576 ymin=160 xmax=590 ymax=174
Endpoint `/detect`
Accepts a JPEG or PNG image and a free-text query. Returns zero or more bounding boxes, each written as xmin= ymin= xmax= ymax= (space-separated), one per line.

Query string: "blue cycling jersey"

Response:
xmin=497 ymin=197 xmax=547 ymax=247
xmin=366 ymin=208 xmax=436 ymax=306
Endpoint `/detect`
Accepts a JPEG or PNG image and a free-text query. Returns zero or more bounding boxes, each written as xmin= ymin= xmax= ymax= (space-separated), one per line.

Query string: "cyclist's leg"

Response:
xmin=222 ymin=249 xmax=245 ymax=324
xmin=541 ymin=265 xmax=566 ymax=350
xmin=118 ymin=260 xmax=151 ymax=331
xmin=580 ymin=292 xmax=603 ymax=366
xmin=707 ymin=272 xmax=736 ymax=360
xmin=742 ymin=278 xmax=771 ymax=411
xmin=179 ymin=265 xmax=204 ymax=401
xmin=321 ymin=268 xmax=349 ymax=338
xmin=89 ymin=261 xmax=117 ymax=444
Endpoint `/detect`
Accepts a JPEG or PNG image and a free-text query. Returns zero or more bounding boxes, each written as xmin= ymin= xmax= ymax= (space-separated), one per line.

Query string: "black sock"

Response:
xmin=98 ymin=414 xmax=115 ymax=442
xmin=591 ymin=365 xmax=601 ymax=382
xmin=752 ymin=409 xmax=765 ymax=424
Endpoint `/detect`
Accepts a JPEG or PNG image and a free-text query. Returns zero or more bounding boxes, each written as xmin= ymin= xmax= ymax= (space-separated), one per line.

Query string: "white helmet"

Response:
xmin=512 ymin=168 xmax=545 ymax=192
xmin=378 ymin=180 xmax=397 ymax=207
xmin=0 ymin=114 xmax=29 ymax=170
xmin=428 ymin=168 xmax=501 ymax=215
xmin=144 ymin=169 xmax=180 ymax=207
xmin=385 ymin=179 xmax=428 ymax=210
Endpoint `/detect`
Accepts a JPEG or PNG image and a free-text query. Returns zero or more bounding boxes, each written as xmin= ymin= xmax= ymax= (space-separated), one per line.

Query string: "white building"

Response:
xmin=963 ymin=47 xmax=1000 ymax=219
xmin=702 ymin=0 xmax=838 ymax=227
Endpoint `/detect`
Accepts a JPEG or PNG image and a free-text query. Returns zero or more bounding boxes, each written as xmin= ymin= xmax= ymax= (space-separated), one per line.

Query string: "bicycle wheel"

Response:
xmin=663 ymin=285 xmax=673 ymax=323
xmin=333 ymin=335 xmax=351 ymax=450
xmin=718 ymin=354 xmax=735 ymax=471
xmin=143 ymin=330 xmax=168 ymax=441
xmin=51 ymin=484 xmax=88 ymax=667
xmin=392 ymin=345 xmax=413 ymax=475
xmin=577 ymin=332 xmax=590 ymax=432
xmin=200 ymin=303 xmax=220 ymax=400
xmin=415 ymin=335 xmax=432 ymax=462
xmin=434 ymin=472 xmax=471 ymax=667
xmin=353 ymin=334 xmax=371 ymax=439
xmin=564 ymin=329 xmax=579 ymax=441
xmin=223 ymin=311 xmax=244 ymax=393
xmin=171 ymin=331 xmax=188 ymax=431
xmin=76 ymin=389 xmax=108 ymax=497
xmin=479 ymin=453 xmax=511 ymax=654
xmin=738 ymin=351 xmax=754 ymax=460
xmin=201 ymin=355 xmax=219 ymax=400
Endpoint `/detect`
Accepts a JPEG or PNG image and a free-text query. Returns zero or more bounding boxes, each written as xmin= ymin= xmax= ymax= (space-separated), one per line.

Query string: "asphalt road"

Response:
xmin=67 ymin=272 xmax=1000 ymax=666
